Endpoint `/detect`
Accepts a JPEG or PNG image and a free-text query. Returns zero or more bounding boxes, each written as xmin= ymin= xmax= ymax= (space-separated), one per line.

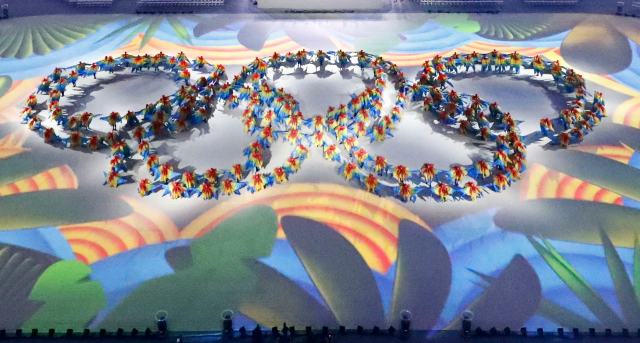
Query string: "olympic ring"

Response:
xmin=18 ymin=49 xmax=607 ymax=202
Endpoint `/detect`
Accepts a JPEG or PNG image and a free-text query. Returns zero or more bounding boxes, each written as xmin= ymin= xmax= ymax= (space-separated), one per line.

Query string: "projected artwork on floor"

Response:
xmin=0 ymin=12 xmax=639 ymax=332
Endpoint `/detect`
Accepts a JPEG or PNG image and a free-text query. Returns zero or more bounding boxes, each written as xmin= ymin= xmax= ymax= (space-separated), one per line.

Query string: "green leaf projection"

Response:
xmin=24 ymin=261 xmax=106 ymax=330
xmin=434 ymin=14 xmax=480 ymax=33
xmin=528 ymin=237 xmax=623 ymax=327
xmin=0 ymin=16 xmax=106 ymax=58
xmin=529 ymin=233 xmax=640 ymax=328
xmin=101 ymin=206 xmax=279 ymax=331
xmin=98 ymin=16 xmax=194 ymax=49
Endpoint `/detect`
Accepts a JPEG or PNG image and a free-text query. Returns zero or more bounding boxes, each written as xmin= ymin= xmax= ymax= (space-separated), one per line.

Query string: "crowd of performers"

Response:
xmin=19 ymin=48 xmax=606 ymax=202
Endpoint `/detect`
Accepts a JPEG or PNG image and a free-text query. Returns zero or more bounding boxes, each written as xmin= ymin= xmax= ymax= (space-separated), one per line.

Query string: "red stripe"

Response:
xmin=555 ymin=175 xmax=574 ymax=198
xmin=129 ymin=211 xmax=168 ymax=242
xmin=58 ymin=165 xmax=78 ymax=188
xmin=536 ymin=171 xmax=553 ymax=199
xmin=326 ymin=222 xmax=392 ymax=270
xmin=62 ymin=226 xmax=128 ymax=252
xmin=276 ymin=205 xmax=398 ymax=244
xmin=111 ymin=218 xmax=147 ymax=247
xmin=191 ymin=190 xmax=408 ymax=238
xmin=66 ymin=239 xmax=109 ymax=262
xmin=43 ymin=169 xmax=57 ymax=189
xmin=574 ymin=181 xmax=590 ymax=200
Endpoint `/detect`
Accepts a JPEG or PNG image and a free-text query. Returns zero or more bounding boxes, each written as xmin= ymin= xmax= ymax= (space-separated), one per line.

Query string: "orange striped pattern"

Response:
xmin=60 ymin=196 xmax=180 ymax=264
xmin=572 ymin=144 xmax=636 ymax=165
xmin=0 ymin=78 xmax=40 ymax=124
xmin=181 ymin=183 xmax=430 ymax=273
xmin=0 ymin=165 xmax=77 ymax=196
xmin=0 ymin=131 xmax=29 ymax=159
xmin=115 ymin=34 xmax=304 ymax=65
xmin=522 ymin=163 xmax=623 ymax=205
xmin=381 ymin=42 xmax=557 ymax=67
xmin=612 ymin=96 xmax=640 ymax=129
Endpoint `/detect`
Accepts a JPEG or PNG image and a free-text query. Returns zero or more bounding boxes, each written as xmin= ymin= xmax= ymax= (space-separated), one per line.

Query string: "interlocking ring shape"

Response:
xmin=19 ymin=49 xmax=606 ymax=202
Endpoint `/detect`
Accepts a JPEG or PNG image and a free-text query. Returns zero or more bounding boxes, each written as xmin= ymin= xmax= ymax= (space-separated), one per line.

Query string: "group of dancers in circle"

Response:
xmin=19 ymin=48 xmax=606 ymax=202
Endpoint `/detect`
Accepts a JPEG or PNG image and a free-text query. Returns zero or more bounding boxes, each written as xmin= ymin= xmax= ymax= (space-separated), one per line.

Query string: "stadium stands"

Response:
xmin=66 ymin=0 xmax=114 ymax=6
xmin=522 ymin=0 xmax=578 ymax=5
xmin=136 ymin=0 xmax=225 ymax=6
xmin=413 ymin=0 xmax=503 ymax=12
xmin=257 ymin=0 xmax=388 ymax=11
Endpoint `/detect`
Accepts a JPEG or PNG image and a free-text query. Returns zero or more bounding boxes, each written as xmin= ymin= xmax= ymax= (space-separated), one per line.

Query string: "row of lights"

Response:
xmin=0 ymin=328 xmax=161 ymax=339
xmin=223 ymin=323 xmax=411 ymax=340
xmin=462 ymin=311 xmax=640 ymax=338
xmin=467 ymin=327 xmax=640 ymax=337
xmin=213 ymin=310 xmax=412 ymax=341
xmin=0 ymin=312 xmax=168 ymax=340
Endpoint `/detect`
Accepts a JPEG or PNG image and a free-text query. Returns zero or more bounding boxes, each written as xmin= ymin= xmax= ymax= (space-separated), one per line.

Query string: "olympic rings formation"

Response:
xmin=19 ymin=49 xmax=607 ymax=202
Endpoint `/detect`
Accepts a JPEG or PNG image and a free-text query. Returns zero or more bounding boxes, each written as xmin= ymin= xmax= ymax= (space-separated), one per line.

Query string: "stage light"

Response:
xmin=588 ymin=328 xmax=596 ymax=336
xmin=156 ymin=310 xmax=168 ymax=334
xmin=462 ymin=310 xmax=474 ymax=337
xmin=388 ymin=326 xmax=396 ymax=336
xmin=48 ymin=329 xmax=55 ymax=338
xmin=221 ymin=309 xmax=234 ymax=337
xmin=372 ymin=326 xmax=380 ymax=335
xmin=338 ymin=326 xmax=345 ymax=335
xmin=520 ymin=327 xmax=527 ymax=336
xmin=557 ymin=328 xmax=564 ymax=337
xmin=605 ymin=328 xmax=612 ymax=336
xmin=239 ymin=327 xmax=247 ymax=338
xmin=503 ymin=327 xmax=511 ymax=336
xmin=400 ymin=309 xmax=412 ymax=339
xmin=31 ymin=329 xmax=38 ymax=337
xmin=572 ymin=328 xmax=579 ymax=337
xmin=536 ymin=328 xmax=543 ymax=337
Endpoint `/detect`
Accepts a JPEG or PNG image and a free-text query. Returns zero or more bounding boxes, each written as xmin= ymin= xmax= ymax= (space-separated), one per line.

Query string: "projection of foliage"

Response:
xmin=24 ymin=260 xmax=106 ymax=330
xmin=97 ymin=16 xmax=193 ymax=49
xmin=0 ymin=16 xmax=106 ymax=59
xmin=528 ymin=232 xmax=640 ymax=328
xmin=101 ymin=206 xmax=279 ymax=330
xmin=472 ymin=14 xmax=579 ymax=41
xmin=0 ymin=244 xmax=59 ymax=329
